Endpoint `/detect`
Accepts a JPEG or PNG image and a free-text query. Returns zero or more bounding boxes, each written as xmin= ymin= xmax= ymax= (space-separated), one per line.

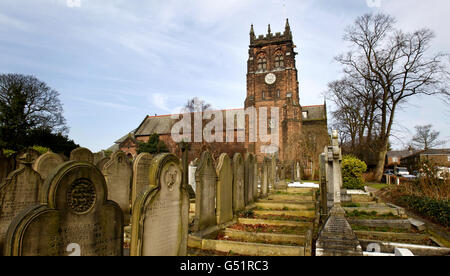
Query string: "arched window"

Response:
xmin=274 ymin=54 xmax=284 ymax=68
xmin=257 ymin=57 xmax=267 ymax=71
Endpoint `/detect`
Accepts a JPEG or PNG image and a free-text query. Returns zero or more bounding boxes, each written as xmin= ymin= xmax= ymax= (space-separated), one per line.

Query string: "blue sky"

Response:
xmin=0 ymin=0 xmax=449 ymax=152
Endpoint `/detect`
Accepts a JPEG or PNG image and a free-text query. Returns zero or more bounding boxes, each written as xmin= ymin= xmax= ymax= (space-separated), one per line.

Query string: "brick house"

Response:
xmin=401 ymin=148 xmax=450 ymax=173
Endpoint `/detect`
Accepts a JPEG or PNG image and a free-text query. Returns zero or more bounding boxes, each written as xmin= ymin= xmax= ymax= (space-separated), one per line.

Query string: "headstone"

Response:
xmin=103 ymin=151 xmax=132 ymax=225
xmin=3 ymin=161 xmax=124 ymax=256
xmin=261 ymin=158 xmax=270 ymax=197
xmin=232 ymin=153 xmax=245 ymax=213
xmin=270 ymin=157 xmax=276 ymax=189
xmin=326 ymin=131 xmax=343 ymax=208
xmin=244 ymin=153 xmax=255 ymax=205
xmin=96 ymin=157 xmax=110 ymax=171
xmin=131 ymin=153 xmax=153 ymax=209
xmin=32 ymin=152 xmax=65 ymax=180
xmin=0 ymin=153 xmax=15 ymax=184
xmin=216 ymin=153 xmax=233 ymax=224
xmin=15 ymin=148 xmax=40 ymax=169
xmin=253 ymin=158 xmax=258 ymax=201
xmin=70 ymin=147 xmax=94 ymax=163
xmin=193 ymin=151 xmax=217 ymax=232
xmin=316 ymin=130 xmax=362 ymax=256
xmin=130 ymin=153 xmax=189 ymax=256
xmin=0 ymin=154 xmax=43 ymax=254
xmin=188 ymin=163 xmax=197 ymax=195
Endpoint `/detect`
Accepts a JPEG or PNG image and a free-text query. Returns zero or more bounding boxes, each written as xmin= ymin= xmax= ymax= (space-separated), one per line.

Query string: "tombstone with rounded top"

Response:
xmin=3 ymin=161 xmax=123 ymax=256
xmin=103 ymin=151 xmax=132 ymax=225
xmin=131 ymin=153 xmax=189 ymax=256
xmin=0 ymin=153 xmax=43 ymax=255
xmin=70 ymin=147 xmax=94 ymax=163
xmin=32 ymin=152 xmax=65 ymax=180
xmin=232 ymin=153 xmax=245 ymax=213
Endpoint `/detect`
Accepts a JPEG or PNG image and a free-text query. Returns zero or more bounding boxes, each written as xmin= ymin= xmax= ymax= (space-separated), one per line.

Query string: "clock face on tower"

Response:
xmin=265 ymin=73 xmax=276 ymax=85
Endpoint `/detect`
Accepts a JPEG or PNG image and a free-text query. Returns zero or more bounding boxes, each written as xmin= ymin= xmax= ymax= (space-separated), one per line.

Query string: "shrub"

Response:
xmin=2 ymin=149 xmax=16 ymax=157
xmin=398 ymin=196 xmax=450 ymax=227
xmin=342 ymin=155 xmax=367 ymax=190
xmin=31 ymin=145 xmax=50 ymax=155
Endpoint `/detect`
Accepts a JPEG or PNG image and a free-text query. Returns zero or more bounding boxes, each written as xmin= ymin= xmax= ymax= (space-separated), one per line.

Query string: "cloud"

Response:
xmin=66 ymin=0 xmax=82 ymax=8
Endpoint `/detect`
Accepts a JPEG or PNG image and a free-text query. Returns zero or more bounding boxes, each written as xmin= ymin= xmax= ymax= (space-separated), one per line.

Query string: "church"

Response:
xmin=110 ymin=20 xmax=328 ymax=179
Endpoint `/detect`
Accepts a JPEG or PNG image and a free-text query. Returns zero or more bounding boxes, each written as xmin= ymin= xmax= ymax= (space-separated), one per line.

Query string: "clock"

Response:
xmin=265 ymin=73 xmax=276 ymax=85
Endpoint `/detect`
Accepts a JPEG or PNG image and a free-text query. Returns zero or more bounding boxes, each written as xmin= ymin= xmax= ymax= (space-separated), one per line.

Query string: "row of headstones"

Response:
xmin=189 ymin=152 xmax=275 ymax=233
xmin=0 ymin=147 xmax=151 ymax=256
xmin=0 ymin=146 xmax=278 ymax=256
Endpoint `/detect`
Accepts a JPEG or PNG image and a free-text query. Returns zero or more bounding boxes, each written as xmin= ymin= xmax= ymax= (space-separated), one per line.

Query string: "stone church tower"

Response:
xmin=245 ymin=19 xmax=303 ymax=163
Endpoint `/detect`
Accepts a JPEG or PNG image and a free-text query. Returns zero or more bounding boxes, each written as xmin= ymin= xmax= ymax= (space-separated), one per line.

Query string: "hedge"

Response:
xmin=399 ymin=195 xmax=450 ymax=227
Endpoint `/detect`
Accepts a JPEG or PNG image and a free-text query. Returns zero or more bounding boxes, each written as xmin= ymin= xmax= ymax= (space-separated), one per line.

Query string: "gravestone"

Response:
xmin=3 ymin=161 xmax=124 ymax=256
xmin=32 ymin=152 xmax=65 ymax=180
xmin=70 ymin=147 xmax=94 ymax=163
xmin=244 ymin=153 xmax=255 ymax=205
xmin=319 ymin=153 xmax=328 ymax=219
xmin=232 ymin=153 xmax=245 ymax=213
xmin=96 ymin=157 xmax=110 ymax=171
xmin=0 ymin=154 xmax=43 ymax=255
xmin=252 ymin=158 xmax=258 ymax=201
xmin=188 ymin=158 xmax=199 ymax=195
xmin=0 ymin=153 xmax=15 ymax=184
xmin=131 ymin=153 xmax=153 ymax=209
xmin=15 ymin=148 xmax=40 ymax=169
xmin=316 ymin=130 xmax=362 ymax=256
xmin=261 ymin=158 xmax=270 ymax=197
xmin=130 ymin=153 xmax=189 ymax=256
xmin=216 ymin=154 xmax=233 ymax=224
xmin=103 ymin=151 xmax=133 ymax=225
xmin=193 ymin=151 xmax=217 ymax=232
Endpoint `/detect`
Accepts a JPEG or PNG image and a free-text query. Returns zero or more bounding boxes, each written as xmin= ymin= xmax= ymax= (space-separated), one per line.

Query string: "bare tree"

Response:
xmin=181 ymin=97 xmax=212 ymax=113
xmin=333 ymin=13 xmax=449 ymax=181
xmin=411 ymin=124 xmax=446 ymax=150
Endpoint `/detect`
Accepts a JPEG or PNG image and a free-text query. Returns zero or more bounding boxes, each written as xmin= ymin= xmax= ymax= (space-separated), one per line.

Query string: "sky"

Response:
xmin=0 ymin=0 xmax=449 ymax=152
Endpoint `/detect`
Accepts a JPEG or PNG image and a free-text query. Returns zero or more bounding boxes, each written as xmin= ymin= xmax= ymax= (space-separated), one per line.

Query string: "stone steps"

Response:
xmin=253 ymin=209 xmax=316 ymax=218
xmin=255 ymin=201 xmax=316 ymax=210
xmin=238 ymin=218 xmax=313 ymax=227
xmin=200 ymin=239 xmax=305 ymax=256
xmin=222 ymin=228 xmax=306 ymax=246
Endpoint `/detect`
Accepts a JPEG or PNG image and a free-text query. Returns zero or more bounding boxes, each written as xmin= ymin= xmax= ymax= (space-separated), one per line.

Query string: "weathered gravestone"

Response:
xmin=270 ymin=157 xmax=276 ymax=190
xmin=188 ymin=158 xmax=199 ymax=193
xmin=232 ymin=153 xmax=245 ymax=213
xmin=32 ymin=152 xmax=65 ymax=180
xmin=131 ymin=153 xmax=153 ymax=210
xmin=15 ymin=148 xmax=40 ymax=169
xmin=261 ymin=158 xmax=270 ymax=197
xmin=216 ymin=153 xmax=233 ymax=225
xmin=3 ymin=161 xmax=124 ymax=256
xmin=0 ymin=154 xmax=43 ymax=255
xmin=130 ymin=153 xmax=189 ymax=256
xmin=252 ymin=158 xmax=258 ymax=201
xmin=70 ymin=147 xmax=94 ymax=163
xmin=96 ymin=157 xmax=110 ymax=171
xmin=193 ymin=151 xmax=217 ymax=232
xmin=103 ymin=151 xmax=132 ymax=225
xmin=316 ymin=130 xmax=362 ymax=256
xmin=244 ymin=153 xmax=255 ymax=205
xmin=0 ymin=152 xmax=15 ymax=184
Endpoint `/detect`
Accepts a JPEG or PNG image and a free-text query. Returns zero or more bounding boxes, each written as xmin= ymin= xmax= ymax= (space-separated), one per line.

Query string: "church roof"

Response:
xmin=302 ymin=105 xmax=327 ymax=121
xmin=134 ymin=115 xmax=177 ymax=136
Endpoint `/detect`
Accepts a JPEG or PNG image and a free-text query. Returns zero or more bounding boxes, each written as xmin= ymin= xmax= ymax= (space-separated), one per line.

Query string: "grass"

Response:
xmin=366 ymin=182 xmax=389 ymax=190
xmin=345 ymin=210 xmax=400 ymax=220
xmin=228 ymin=223 xmax=309 ymax=235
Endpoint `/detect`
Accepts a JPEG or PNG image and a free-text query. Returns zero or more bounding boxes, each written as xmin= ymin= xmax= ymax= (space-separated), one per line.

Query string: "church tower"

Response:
xmin=245 ymin=19 xmax=302 ymax=163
